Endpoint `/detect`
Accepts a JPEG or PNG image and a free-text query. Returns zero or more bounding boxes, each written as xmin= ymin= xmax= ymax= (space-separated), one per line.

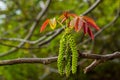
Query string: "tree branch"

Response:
xmin=38 ymin=28 xmax=63 ymax=46
xmin=82 ymin=0 xmax=102 ymax=15
xmin=0 ymin=28 xmax=63 ymax=49
xmin=84 ymin=59 xmax=101 ymax=73
xmin=0 ymin=51 xmax=119 ymax=66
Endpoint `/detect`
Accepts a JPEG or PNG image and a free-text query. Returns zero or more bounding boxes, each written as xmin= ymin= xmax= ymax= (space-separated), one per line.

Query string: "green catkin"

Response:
xmin=57 ymin=34 xmax=66 ymax=75
xmin=68 ymin=34 xmax=78 ymax=74
xmin=58 ymin=28 xmax=78 ymax=76
xmin=65 ymin=44 xmax=71 ymax=77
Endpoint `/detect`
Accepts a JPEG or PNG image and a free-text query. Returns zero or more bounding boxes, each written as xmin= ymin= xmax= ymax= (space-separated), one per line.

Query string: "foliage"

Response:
xmin=0 ymin=0 xmax=120 ymax=80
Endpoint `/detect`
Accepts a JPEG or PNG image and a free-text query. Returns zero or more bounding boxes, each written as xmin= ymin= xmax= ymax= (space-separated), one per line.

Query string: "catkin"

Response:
xmin=65 ymin=44 xmax=71 ymax=77
xmin=58 ymin=28 xmax=78 ymax=76
xmin=57 ymin=34 xmax=66 ymax=75
xmin=68 ymin=34 xmax=78 ymax=74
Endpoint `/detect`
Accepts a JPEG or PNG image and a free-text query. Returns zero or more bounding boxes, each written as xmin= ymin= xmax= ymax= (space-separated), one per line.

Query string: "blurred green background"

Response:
xmin=0 ymin=0 xmax=120 ymax=80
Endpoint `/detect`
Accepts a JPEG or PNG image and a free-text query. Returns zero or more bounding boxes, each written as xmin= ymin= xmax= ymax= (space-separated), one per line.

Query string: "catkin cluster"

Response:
xmin=57 ymin=29 xmax=78 ymax=77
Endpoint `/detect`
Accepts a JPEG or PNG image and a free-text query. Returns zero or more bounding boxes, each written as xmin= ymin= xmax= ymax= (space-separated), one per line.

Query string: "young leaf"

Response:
xmin=83 ymin=22 xmax=88 ymax=34
xmin=49 ymin=18 xmax=56 ymax=29
xmin=87 ymin=27 xmax=94 ymax=40
xmin=83 ymin=16 xmax=100 ymax=30
xmin=40 ymin=19 xmax=49 ymax=32
xmin=75 ymin=17 xmax=80 ymax=32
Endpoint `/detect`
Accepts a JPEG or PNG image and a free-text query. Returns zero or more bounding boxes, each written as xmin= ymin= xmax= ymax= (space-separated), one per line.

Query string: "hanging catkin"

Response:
xmin=65 ymin=44 xmax=72 ymax=77
xmin=58 ymin=28 xmax=78 ymax=76
xmin=68 ymin=34 xmax=78 ymax=74
xmin=57 ymin=34 xmax=66 ymax=75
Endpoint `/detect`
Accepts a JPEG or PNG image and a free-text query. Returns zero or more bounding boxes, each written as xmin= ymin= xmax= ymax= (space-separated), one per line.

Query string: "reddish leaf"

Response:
xmin=61 ymin=17 xmax=67 ymax=23
xmin=68 ymin=13 xmax=78 ymax=18
xmin=58 ymin=12 xmax=78 ymax=24
xmin=83 ymin=22 xmax=88 ymax=34
xmin=75 ymin=17 xmax=80 ymax=32
xmin=63 ymin=12 xmax=68 ymax=18
xmin=77 ymin=19 xmax=83 ymax=31
xmin=87 ymin=27 xmax=94 ymax=40
xmin=83 ymin=16 xmax=100 ymax=30
xmin=87 ymin=22 xmax=100 ymax=30
xmin=40 ymin=19 xmax=49 ymax=32
xmin=58 ymin=14 xmax=64 ymax=20
xmin=69 ymin=19 xmax=75 ymax=28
